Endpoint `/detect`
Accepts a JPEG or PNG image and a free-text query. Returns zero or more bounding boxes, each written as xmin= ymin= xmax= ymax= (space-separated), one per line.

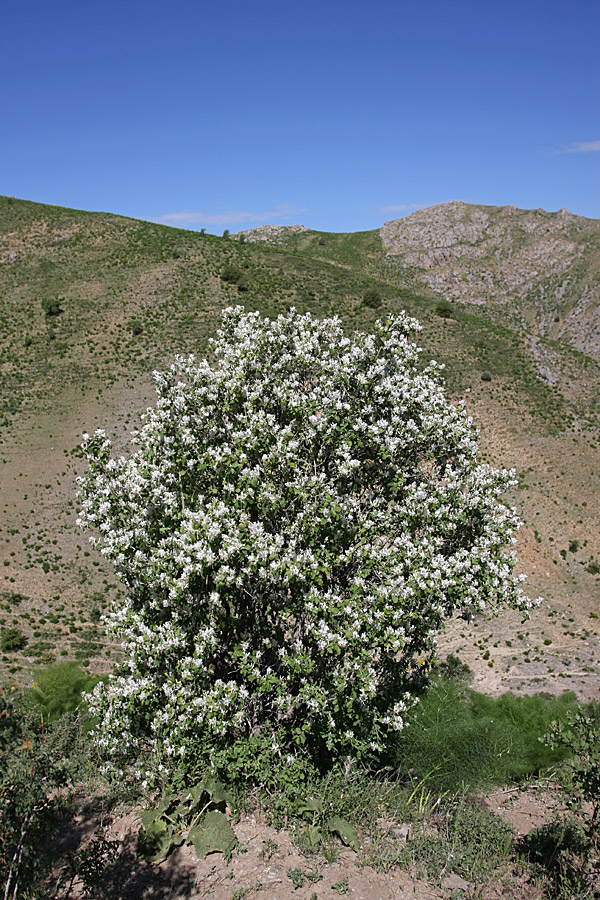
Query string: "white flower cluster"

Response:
xmin=78 ymin=307 xmax=533 ymax=776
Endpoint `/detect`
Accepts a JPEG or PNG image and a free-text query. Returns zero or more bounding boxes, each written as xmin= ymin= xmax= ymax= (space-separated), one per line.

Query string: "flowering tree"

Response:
xmin=78 ymin=307 xmax=533 ymax=780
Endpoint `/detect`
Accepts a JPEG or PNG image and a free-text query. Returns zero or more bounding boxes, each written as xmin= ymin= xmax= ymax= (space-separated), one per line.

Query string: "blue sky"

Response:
xmin=1 ymin=0 xmax=598 ymax=233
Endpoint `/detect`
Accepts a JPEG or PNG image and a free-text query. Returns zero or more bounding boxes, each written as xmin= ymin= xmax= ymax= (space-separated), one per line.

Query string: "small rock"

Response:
xmin=266 ymin=864 xmax=283 ymax=878
xmin=389 ymin=823 xmax=411 ymax=841
xmin=537 ymin=365 xmax=559 ymax=386
xmin=442 ymin=872 xmax=470 ymax=892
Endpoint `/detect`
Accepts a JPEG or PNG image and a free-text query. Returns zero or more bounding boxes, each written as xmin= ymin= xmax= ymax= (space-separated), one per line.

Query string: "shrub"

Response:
xmin=391 ymin=676 xmax=495 ymax=791
xmin=481 ymin=370 xmax=492 ymax=382
xmin=519 ymin=818 xmax=597 ymax=898
xmin=391 ymin=679 xmax=579 ymax=791
xmin=434 ymin=300 xmax=454 ymax=319
xmin=41 ymin=296 xmax=62 ymax=317
xmin=543 ymin=706 xmax=600 ymax=835
xmin=0 ymin=685 xmax=21 ymax=756
xmin=529 ymin=705 xmax=600 ymax=895
xmin=468 ymin=690 xmax=579 ymax=783
xmin=0 ymin=687 xmax=89 ymax=897
xmin=28 ymin=661 xmax=97 ymax=723
xmin=78 ymin=307 xmax=534 ymax=782
xmin=1 ymin=626 xmax=27 ymax=653
xmin=362 ymin=288 xmax=382 ymax=309
xmin=127 ymin=319 xmax=143 ymax=336
xmin=220 ymin=265 xmax=244 ymax=285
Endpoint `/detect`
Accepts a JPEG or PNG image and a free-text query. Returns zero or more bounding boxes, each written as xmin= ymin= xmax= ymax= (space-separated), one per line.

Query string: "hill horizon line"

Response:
xmin=2 ymin=194 xmax=599 ymax=238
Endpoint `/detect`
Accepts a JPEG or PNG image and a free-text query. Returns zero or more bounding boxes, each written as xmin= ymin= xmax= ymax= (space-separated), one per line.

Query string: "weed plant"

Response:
xmin=390 ymin=674 xmax=580 ymax=792
xmin=0 ymin=682 xmax=94 ymax=898
xmin=519 ymin=817 xmax=598 ymax=899
xmin=391 ymin=798 xmax=514 ymax=884
xmin=28 ymin=660 xmax=98 ymax=723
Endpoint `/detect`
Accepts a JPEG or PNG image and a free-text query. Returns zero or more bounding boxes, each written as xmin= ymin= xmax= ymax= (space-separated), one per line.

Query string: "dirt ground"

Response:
xmin=50 ymin=791 xmax=559 ymax=900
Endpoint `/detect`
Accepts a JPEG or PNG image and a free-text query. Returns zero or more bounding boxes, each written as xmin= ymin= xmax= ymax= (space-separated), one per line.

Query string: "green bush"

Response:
xmin=220 ymin=264 xmax=244 ymax=285
xmin=28 ymin=661 xmax=97 ymax=723
xmin=127 ymin=319 xmax=143 ymax=336
xmin=434 ymin=300 xmax=454 ymax=319
xmin=41 ymin=296 xmax=62 ymax=317
xmin=0 ymin=687 xmax=90 ymax=897
xmin=469 ymin=690 xmax=579 ymax=782
xmin=481 ymin=370 xmax=492 ymax=382
xmin=391 ymin=677 xmax=497 ymax=791
xmin=391 ymin=677 xmax=580 ymax=791
xmin=0 ymin=685 xmax=21 ymax=756
xmin=362 ymin=288 xmax=382 ymax=309
xmin=543 ymin=705 xmax=600 ymax=835
xmin=519 ymin=817 xmax=596 ymax=898
xmin=1 ymin=626 xmax=27 ymax=653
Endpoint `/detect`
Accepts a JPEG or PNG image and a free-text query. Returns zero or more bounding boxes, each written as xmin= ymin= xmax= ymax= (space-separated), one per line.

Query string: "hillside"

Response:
xmin=0 ymin=195 xmax=599 ymax=700
xmin=239 ymin=202 xmax=600 ymax=363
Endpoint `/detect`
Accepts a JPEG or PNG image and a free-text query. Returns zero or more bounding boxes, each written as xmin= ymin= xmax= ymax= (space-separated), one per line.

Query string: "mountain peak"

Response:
xmin=381 ymin=201 xmax=600 ymax=358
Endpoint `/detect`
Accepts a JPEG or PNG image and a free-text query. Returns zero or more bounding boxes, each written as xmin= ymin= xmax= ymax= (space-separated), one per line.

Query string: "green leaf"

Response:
xmin=327 ymin=816 xmax=359 ymax=852
xmin=156 ymin=795 xmax=175 ymax=816
xmin=138 ymin=808 xmax=160 ymax=829
xmin=188 ymin=810 xmax=238 ymax=860
xmin=137 ymin=818 xmax=175 ymax=864
xmin=203 ymin=776 xmax=233 ymax=809
xmin=297 ymin=796 xmax=323 ymax=815
xmin=185 ymin=776 xmax=235 ymax=815
xmin=173 ymin=801 xmax=191 ymax=820
xmin=306 ymin=824 xmax=323 ymax=847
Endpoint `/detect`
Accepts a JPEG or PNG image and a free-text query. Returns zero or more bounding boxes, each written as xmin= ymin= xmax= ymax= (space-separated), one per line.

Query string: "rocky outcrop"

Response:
xmin=381 ymin=202 xmax=600 ymax=359
xmin=234 ymin=224 xmax=309 ymax=245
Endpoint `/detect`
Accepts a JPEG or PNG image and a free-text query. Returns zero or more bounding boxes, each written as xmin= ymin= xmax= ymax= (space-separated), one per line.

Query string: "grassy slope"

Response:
xmin=0 ymin=195 xmax=599 ymax=695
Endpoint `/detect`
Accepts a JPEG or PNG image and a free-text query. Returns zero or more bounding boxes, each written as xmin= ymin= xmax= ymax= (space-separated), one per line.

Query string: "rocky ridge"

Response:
xmin=381 ymin=201 xmax=600 ymax=359
xmin=236 ymin=202 xmax=600 ymax=360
